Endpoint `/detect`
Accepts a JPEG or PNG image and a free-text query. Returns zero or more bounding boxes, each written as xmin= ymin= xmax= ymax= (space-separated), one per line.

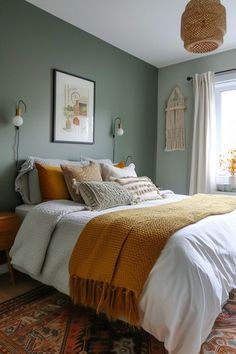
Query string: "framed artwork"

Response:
xmin=53 ymin=69 xmax=95 ymax=144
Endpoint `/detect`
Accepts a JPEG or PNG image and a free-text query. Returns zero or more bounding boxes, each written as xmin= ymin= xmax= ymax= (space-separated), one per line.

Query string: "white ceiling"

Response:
xmin=25 ymin=0 xmax=236 ymax=68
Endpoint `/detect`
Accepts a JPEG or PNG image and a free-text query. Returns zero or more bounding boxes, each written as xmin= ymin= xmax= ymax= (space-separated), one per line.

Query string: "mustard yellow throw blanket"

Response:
xmin=69 ymin=194 xmax=236 ymax=325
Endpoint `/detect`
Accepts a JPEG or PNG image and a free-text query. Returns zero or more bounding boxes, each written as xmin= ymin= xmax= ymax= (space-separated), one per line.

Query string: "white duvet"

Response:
xmin=10 ymin=193 xmax=236 ymax=354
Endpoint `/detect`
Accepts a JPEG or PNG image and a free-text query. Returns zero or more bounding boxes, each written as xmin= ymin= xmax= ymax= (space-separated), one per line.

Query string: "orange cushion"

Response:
xmin=35 ymin=163 xmax=71 ymax=201
xmin=114 ymin=161 xmax=126 ymax=168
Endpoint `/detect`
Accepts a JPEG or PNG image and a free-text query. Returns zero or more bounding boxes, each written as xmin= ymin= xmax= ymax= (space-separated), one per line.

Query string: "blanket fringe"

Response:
xmin=70 ymin=276 xmax=140 ymax=326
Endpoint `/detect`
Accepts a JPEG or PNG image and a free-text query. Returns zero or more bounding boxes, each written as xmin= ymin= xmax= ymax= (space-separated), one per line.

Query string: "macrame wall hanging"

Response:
xmin=165 ymin=86 xmax=186 ymax=151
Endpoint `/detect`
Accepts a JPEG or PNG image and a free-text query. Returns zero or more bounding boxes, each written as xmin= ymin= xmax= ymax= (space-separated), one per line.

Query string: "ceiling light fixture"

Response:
xmin=181 ymin=0 xmax=226 ymax=54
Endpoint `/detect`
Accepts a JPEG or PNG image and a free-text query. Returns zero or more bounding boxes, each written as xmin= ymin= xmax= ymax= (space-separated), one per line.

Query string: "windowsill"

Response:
xmin=213 ymin=190 xmax=236 ymax=196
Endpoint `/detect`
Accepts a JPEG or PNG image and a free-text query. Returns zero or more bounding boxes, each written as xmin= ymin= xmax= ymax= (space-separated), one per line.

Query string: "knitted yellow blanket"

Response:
xmin=69 ymin=194 xmax=236 ymax=325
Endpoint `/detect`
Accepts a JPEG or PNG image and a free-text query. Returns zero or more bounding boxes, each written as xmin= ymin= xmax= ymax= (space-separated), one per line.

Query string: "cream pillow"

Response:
xmin=101 ymin=163 xmax=137 ymax=181
xmin=113 ymin=176 xmax=162 ymax=203
xmin=61 ymin=162 xmax=102 ymax=202
xmin=80 ymin=157 xmax=113 ymax=178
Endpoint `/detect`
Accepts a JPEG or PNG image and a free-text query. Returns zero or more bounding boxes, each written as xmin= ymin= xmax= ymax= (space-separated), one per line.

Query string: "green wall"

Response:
xmin=157 ymin=49 xmax=236 ymax=194
xmin=0 ymin=0 xmax=158 ymax=210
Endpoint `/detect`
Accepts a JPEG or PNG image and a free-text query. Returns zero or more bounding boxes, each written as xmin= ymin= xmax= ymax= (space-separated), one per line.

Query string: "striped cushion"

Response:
xmin=113 ymin=176 xmax=162 ymax=203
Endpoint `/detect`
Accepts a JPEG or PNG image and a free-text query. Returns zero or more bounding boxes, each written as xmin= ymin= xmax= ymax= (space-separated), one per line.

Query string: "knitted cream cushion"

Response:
xmin=77 ymin=181 xmax=134 ymax=210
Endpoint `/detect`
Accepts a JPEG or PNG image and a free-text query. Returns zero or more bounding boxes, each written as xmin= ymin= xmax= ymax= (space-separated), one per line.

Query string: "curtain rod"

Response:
xmin=187 ymin=68 xmax=236 ymax=81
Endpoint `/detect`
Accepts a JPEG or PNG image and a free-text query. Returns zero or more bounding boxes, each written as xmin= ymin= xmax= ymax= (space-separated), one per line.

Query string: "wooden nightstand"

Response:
xmin=0 ymin=212 xmax=21 ymax=285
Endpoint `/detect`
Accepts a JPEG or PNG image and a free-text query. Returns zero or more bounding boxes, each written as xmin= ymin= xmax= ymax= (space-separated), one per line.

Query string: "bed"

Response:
xmin=10 ymin=193 xmax=236 ymax=354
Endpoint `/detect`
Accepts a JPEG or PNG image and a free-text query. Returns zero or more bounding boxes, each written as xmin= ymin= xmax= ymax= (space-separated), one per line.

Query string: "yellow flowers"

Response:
xmin=220 ymin=149 xmax=236 ymax=176
xmin=228 ymin=150 xmax=236 ymax=176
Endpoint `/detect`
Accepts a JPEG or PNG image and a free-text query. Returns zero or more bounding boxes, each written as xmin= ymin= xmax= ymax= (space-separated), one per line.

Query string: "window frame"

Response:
xmin=215 ymin=72 xmax=236 ymax=176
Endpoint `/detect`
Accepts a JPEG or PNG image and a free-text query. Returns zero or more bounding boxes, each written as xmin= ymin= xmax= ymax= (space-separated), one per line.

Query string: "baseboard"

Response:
xmin=0 ymin=263 xmax=8 ymax=274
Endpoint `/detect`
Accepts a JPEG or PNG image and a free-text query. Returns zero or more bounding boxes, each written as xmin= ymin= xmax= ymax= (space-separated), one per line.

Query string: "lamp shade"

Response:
xmin=181 ymin=0 xmax=226 ymax=53
xmin=12 ymin=115 xmax=23 ymax=127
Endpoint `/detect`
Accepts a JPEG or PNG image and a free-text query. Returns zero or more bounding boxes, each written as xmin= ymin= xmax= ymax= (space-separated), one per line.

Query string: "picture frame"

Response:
xmin=53 ymin=69 xmax=95 ymax=144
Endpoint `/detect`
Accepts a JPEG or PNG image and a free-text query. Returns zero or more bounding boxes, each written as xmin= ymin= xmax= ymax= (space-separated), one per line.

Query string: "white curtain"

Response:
xmin=189 ymin=72 xmax=217 ymax=195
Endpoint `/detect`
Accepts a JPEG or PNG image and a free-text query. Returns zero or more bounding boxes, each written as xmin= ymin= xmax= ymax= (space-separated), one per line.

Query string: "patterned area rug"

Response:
xmin=0 ymin=286 xmax=235 ymax=354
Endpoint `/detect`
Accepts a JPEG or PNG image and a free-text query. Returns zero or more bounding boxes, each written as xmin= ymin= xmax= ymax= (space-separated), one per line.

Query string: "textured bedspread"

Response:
xmin=10 ymin=194 xmax=236 ymax=354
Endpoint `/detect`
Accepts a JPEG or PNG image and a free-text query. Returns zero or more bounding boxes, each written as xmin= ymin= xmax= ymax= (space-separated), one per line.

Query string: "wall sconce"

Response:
xmin=12 ymin=100 xmax=27 ymax=129
xmin=113 ymin=117 xmax=124 ymax=162
xmin=12 ymin=100 xmax=27 ymax=167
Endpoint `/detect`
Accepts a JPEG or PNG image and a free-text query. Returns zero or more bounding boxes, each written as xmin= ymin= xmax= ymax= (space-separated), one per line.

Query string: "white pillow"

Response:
xmin=101 ymin=163 xmax=137 ymax=181
xmin=28 ymin=168 xmax=41 ymax=204
xmin=80 ymin=156 xmax=113 ymax=165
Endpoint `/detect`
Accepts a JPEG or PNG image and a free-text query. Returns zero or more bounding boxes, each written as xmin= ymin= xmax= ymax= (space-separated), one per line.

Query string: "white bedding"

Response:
xmin=10 ymin=193 xmax=236 ymax=354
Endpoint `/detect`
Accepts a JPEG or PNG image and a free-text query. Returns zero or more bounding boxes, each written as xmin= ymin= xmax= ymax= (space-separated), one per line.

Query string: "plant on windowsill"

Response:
xmin=219 ymin=149 xmax=236 ymax=191
xmin=228 ymin=150 xmax=236 ymax=175
xmin=228 ymin=150 xmax=236 ymax=190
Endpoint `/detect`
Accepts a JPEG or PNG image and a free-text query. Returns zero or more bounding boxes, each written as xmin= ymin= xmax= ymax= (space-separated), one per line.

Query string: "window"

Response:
xmin=215 ymin=72 xmax=236 ymax=191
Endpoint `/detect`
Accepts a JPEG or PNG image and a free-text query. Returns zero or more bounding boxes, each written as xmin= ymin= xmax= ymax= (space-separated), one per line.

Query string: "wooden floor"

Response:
xmin=0 ymin=271 xmax=41 ymax=303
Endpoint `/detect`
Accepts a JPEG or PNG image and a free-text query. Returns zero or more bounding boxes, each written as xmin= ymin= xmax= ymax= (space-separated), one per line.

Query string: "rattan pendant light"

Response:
xmin=181 ymin=0 xmax=226 ymax=53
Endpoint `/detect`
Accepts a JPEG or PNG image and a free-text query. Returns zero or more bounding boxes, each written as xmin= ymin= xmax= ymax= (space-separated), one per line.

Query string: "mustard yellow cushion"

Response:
xmin=35 ymin=163 xmax=71 ymax=201
xmin=114 ymin=161 xmax=126 ymax=168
